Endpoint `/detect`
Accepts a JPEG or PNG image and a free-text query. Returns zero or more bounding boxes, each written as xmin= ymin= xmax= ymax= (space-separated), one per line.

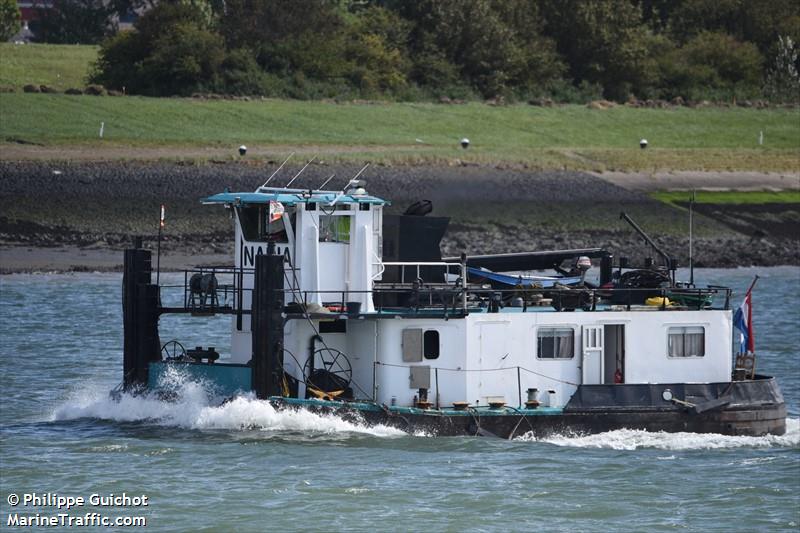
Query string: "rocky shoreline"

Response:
xmin=1 ymin=161 xmax=797 ymax=273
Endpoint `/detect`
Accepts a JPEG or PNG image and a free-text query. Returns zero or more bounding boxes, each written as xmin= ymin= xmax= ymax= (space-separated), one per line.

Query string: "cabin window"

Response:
xmin=537 ymin=327 xmax=574 ymax=359
xmin=237 ymin=206 xmax=260 ymax=241
xmin=668 ymin=326 xmax=705 ymax=357
xmin=319 ymin=320 xmax=347 ymax=333
xmin=423 ymin=330 xmax=440 ymax=359
xmin=236 ymin=206 xmax=295 ymax=243
xmin=319 ymin=214 xmax=351 ymax=243
xmin=402 ymin=328 xmax=440 ymax=361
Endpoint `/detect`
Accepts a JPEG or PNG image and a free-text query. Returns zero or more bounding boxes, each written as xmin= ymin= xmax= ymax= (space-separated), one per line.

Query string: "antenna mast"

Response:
xmin=317 ymin=173 xmax=336 ymax=190
xmin=329 ymin=163 xmax=370 ymax=206
xmin=259 ymin=152 xmax=294 ymax=189
xmin=285 ymin=156 xmax=316 ymax=188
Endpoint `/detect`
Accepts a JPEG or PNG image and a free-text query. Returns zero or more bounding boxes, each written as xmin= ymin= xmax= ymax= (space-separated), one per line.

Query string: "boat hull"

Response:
xmin=136 ymin=358 xmax=786 ymax=438
xmin=267 ymin=377 xmax=786 ymax=438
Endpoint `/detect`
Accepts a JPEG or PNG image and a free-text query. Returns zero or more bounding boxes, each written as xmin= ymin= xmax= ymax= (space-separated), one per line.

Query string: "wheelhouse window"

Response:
xmin=319 ymin=214 xmax=351 ymax=243
xmin=537 ymin=327 xmax=574 ymax=359
xmin=668 ymin=326 xmax=705 ymax=357
xmin=237 ymin=205 xmax=295 ymax=242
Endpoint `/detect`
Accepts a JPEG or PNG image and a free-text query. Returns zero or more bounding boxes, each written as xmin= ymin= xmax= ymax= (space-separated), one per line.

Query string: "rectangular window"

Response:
xmin=319 ymin=215 xmax=351 ymax=243
xmin=319 ymin=320 xmax=346 ymax=333
xmin=668 ymin=326 xmax=705 ymax=357
xmin=237 ymin=206 xmax=258 ymax=240
xmin=236 ymin=206 xmax=295 ymax=242
xmin=537 ymin=327 xmax=574 ymax=359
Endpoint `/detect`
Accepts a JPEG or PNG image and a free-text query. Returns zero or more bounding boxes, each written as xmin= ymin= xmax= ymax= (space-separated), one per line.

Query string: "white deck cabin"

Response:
xmin=204 ymin=184 xmax=385 ymax=366
xmin=284 ymin=309 xmax=732 ymax=408
xmin=203 ymin=185 xmax=734 ymax=409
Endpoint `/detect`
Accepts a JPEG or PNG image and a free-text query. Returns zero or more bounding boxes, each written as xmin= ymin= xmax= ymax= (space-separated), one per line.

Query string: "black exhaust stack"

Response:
xmin=381 ymin=213 xmax=450 ymax=282
xmin=122 ymin=247 xmax=161 ymax=391
xmin=600 ymin=254 xmax=614 ymax=286
xmin=251 ymin=247 xmax=285 ymax=399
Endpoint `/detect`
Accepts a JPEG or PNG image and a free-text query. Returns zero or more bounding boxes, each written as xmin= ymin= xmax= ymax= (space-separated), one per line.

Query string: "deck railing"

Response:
xmin=155 ymin=264 xmax=732 ymax=317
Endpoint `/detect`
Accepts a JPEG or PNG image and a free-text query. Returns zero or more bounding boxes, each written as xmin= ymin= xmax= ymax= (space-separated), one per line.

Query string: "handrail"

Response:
xmin=374 ymin=361 xmax=580 ymax=408
xmin=371 ymin=250 xmax=386 ymax=281
xmin=380 ymin=260 xmax=467 ymax=310
xmin=381 ymin=261 xmax=464 ymax=266
xmin=375 ymin=361 xmax=576 ymax=384
xmin=158 ymin=265 xmax=732 ymax=315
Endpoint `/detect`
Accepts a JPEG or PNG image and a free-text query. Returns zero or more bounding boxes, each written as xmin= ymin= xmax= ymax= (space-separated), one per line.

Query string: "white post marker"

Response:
xmin=157 ymin=204 xmax=165 ymax=286
xmin=99 ymin=122 xmax=105 ymax=138
xmin=759 ymin=131 xmax=763 ymax=145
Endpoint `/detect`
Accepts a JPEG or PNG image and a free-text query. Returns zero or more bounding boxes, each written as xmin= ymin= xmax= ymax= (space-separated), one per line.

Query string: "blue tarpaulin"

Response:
xmin=467 ymin=267 xmax=582 ymax=288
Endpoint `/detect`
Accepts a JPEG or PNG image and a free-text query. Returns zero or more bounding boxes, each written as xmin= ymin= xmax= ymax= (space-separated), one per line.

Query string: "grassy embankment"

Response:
xmin=0 ymin=43 xmax=98 ymax=91
xmin=1 ymin=44 xmax=799 ymax=172
xmin=652 ymin=190 xmax=800 ymax=205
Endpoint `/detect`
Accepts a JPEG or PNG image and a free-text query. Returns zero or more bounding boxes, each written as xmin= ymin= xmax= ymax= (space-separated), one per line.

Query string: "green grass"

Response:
xmin=0 ymin=43 xmax=98 ymax=91
xmin=0 ymin=43 xmax=798 ymax=170
xmin=652 ymin=190 xmax=800 ymax=205
xmin=1 ymin=93 xmax=799 ymax=170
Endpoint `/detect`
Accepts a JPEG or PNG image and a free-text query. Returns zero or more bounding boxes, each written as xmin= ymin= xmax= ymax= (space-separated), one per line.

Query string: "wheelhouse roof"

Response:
xmin=202 ymin=187 xmax=388 ymax=207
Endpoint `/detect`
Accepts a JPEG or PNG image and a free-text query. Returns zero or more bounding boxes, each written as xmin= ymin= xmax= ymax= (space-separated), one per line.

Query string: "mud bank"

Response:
xmin=1 ymin=161 xmax=797 ymax=273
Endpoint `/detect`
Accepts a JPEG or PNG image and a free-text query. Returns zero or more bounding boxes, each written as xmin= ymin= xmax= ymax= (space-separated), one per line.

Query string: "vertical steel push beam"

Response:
xmin=252 ymin=248 xmax=285 ymax=399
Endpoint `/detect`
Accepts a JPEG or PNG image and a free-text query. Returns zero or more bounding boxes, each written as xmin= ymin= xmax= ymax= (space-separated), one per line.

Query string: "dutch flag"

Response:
xmin=733 ymin=280 xmax=756 ymax=354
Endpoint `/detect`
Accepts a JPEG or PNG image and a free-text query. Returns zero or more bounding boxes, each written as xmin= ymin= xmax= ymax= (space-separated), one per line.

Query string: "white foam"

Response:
xmin=516 ymin=417 xmax=800 ymax=450
xmin=50 ymin=369 xmax=799 ymax=447
xmin=87 ymin=444 xmax=129 ymax=453
xmin=51 ymin=369 xmax=405 ymax=438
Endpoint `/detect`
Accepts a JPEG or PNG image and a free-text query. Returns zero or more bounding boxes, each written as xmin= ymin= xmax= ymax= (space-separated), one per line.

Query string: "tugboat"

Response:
xmin=118 ymin=175 xmax=786 ymax=438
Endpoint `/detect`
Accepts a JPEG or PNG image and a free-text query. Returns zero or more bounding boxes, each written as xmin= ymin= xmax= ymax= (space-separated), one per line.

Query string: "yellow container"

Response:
xmin=645 ymin=296 xmax=670 ymax=306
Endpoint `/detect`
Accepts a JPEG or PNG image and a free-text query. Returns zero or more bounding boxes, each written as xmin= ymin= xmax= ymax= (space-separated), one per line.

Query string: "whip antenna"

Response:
xmin=317 ymin=173 xmax=336 ymax=190
xmin=285 ymin=156 xmax=316 ymax=188
xmin=260 ymin=152 xmax=294 ymax=189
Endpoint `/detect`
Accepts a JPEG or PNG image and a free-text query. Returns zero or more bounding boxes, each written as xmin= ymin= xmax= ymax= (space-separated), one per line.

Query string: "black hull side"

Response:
xmin=270 ymin=377 xmax=786 ymax=438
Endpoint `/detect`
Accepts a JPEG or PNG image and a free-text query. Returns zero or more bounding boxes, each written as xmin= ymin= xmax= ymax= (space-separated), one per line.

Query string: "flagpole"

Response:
xmin=746 ymin=275 xmax=759 ymax=294
xmin=745 ymin=275 xmax=759 ymax=354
